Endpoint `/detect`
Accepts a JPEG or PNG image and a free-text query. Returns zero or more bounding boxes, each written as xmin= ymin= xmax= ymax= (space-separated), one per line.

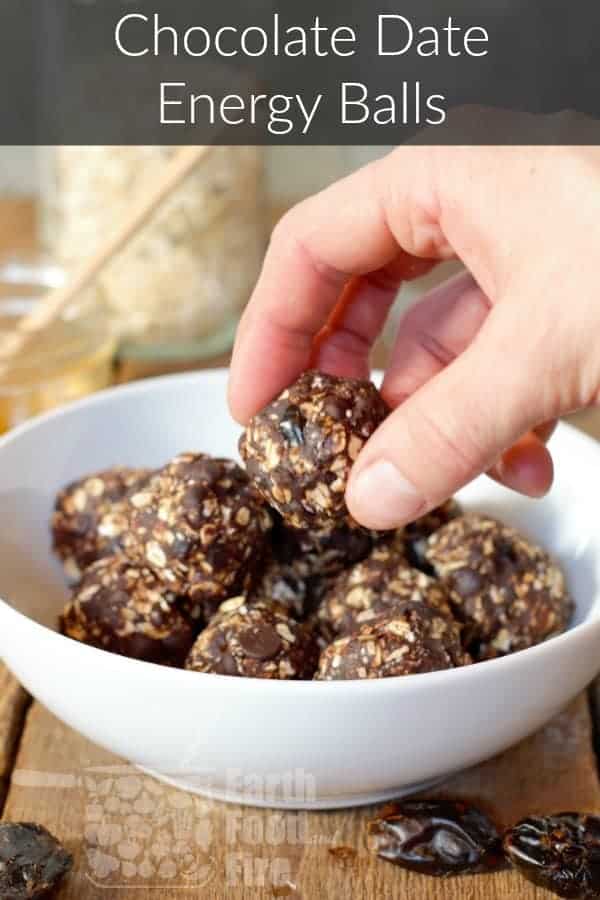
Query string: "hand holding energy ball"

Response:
xmin=229 ymin=146 xmax=600 ymax=529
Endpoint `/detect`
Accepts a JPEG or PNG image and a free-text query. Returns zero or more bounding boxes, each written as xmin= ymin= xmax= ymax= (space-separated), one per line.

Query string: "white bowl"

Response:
xmin=0 ymin=369 xmax=599 ymax=810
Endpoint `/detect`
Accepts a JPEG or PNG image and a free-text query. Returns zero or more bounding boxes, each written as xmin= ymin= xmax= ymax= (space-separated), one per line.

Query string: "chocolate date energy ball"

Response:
xmin=252 ymin=515 xmax=375 ymax=620
xmin=315 ymin=603 xmax=470 ymax=680
xmin=274 ymin=516 xmax=374 ymax=579
xmin=425 ymin=514 xmax=573 ymax=661
xmin=251 ymin=555 xmax=316 ymax=621
xmin=239 ymin=370 xmax=388 ymax=529
xmin=60 ymin=555 xmax=198 ymax=666
xmin=185 ymin=597 xmax=318 ymax=679
xmin=124 ymin=453 xmax=273 ymax=618
xmin=317 ymin=537 xmax=454 ymax=640
xmin=52 ymin=467 xmax=151 ymax=580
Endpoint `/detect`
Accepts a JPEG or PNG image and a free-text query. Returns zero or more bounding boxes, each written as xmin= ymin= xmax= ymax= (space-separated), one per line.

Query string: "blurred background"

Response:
xmin=0 ymin=145 xmax=458 ymax=434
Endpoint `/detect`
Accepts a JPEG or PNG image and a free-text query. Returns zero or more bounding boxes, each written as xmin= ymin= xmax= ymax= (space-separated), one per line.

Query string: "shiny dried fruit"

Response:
xmin=504 ymin=813 xmax=600 ymax=898
xmin=0 ymin=822 xmax=72 ymax=898
xmin=367 ymin=798 xmax=504 ymax=877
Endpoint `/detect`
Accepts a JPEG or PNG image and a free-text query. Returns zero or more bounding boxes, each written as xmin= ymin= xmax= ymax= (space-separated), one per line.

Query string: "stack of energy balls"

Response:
xmin=54 ymin=370 xmax=573 ymax=680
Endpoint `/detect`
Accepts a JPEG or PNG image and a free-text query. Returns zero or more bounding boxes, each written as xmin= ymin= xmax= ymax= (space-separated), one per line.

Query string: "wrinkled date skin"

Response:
xmin=367 ymin=798 xmax=505 ymax=877
xmin=0 ymin=822 xmax=73 ymax=899
xmin=504 ymin=813 xmax=600 ymax=899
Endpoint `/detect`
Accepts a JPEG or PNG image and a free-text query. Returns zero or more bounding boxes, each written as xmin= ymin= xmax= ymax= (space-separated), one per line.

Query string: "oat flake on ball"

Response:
xmin=239 ymin=370 xmax=388 ymax=530
xmin=124 ymin=453 xmax=273 ymax=618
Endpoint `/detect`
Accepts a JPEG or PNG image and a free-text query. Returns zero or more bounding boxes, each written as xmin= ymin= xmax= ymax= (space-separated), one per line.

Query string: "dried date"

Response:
xmin=367 ymin=798 xmax=505 ymax=877
xmin=0 ymin=822 xmax=72 ymax=899
xmin=504 ymin=813 xmax=600 ymax=898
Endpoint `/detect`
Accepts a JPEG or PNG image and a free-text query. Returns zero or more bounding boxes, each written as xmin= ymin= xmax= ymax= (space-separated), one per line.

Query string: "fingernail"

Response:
xmin=496 ymin=447 xmax=553 ymax=499
xmin=348 ymin=459 xmax=425 ymax=529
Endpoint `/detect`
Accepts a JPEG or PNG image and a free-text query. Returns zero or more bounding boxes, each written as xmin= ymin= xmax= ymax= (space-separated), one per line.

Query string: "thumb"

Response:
xmin=346 ymin=314 xmax=557 ymax=530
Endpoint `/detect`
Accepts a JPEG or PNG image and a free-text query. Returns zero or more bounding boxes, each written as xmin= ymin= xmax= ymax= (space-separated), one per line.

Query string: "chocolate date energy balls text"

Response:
xmin=239 ymin=370 xmax=388 ymax=529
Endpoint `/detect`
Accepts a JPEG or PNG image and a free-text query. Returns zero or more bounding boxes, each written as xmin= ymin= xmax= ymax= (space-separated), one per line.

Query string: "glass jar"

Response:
xmin=38 ymin=146 xmax=267 ymax=361
xmin=0 ymin=257 xmax=116 ymax=434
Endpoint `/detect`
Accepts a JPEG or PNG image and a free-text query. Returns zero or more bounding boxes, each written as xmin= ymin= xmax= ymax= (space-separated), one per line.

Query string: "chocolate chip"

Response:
xmin=452 ymin=568 xmax=482 ymax=597
xmin=495 ymin=538 xmax=521 ymax=575
xmin=238 ymin=623 xmax=282 ymax=660
xmin=322 ymin=398 xmax=343 ymax=418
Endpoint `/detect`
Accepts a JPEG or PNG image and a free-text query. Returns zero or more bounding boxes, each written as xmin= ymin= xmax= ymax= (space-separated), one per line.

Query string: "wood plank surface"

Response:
xmin=3 ymin=697 xmax=598 ymax=899
xmin=0 ymin=199 xmax=37 ymax=812
xmin=0 ymin=667 xmax=28 ymax=809
xmin=0 ymin=197 xmax=36 ymax=256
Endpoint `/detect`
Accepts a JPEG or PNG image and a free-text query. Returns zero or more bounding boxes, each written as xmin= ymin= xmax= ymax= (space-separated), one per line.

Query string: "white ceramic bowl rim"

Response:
xmin=0 ymin=369 xmax=594 ymax=695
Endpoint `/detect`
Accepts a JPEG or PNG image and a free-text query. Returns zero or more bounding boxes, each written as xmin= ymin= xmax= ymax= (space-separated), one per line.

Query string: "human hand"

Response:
xmin=229 ymin=145 xmax=600 ymax=529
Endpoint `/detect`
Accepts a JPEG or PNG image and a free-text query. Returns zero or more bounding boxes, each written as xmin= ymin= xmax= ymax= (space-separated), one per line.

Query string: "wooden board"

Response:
xmin=0 ymin=666 xmax=28 ymax=809
xmin=2 ymin=697 xmax=598 ymax=899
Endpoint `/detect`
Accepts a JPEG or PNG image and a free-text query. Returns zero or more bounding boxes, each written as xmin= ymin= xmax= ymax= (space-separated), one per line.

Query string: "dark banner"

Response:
xmin=2 ymin=0 xmax=600 ymax=144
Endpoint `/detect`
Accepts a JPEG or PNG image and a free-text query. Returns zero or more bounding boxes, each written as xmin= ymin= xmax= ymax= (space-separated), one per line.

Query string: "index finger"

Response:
xmin=228 ymin=151 xmax=450 ymax=423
